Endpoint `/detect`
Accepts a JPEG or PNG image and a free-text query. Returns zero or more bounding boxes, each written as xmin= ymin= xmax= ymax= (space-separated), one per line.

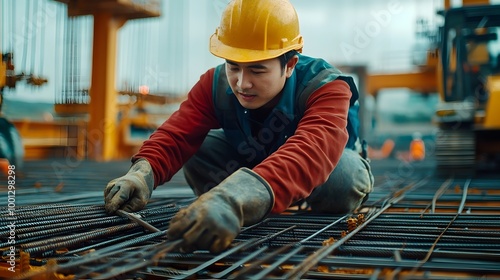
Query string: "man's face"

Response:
xmin=225 ymin=56 xmax=297 ymax=109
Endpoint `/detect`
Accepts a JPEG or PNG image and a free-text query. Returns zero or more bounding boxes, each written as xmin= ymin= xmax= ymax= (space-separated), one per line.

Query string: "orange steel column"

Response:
xmin=87 ymin=13 xmax=127 ymax=161
xmin=444 ymin=0 xmax=451 ymax=9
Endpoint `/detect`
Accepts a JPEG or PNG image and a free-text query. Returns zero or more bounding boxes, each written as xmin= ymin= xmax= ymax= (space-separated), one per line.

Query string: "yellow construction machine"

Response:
xmin=434 ymin=4 xmax=500 ymax=171
xmin=0 ymin=51 xmax=49 ymax=168
xmin=1 ymin=53 xmax=28 ymax=169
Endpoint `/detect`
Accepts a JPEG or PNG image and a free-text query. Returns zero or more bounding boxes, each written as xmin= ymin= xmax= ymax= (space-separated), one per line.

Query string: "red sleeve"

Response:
xmin=252 ymin=79 xmax=351 ymax=213
xmin=132 ymin=68 xmax=220 ymax=187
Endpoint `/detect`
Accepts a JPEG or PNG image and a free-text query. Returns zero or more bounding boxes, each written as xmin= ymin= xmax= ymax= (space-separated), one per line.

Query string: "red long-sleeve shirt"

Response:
xmin=133 ymin=67 xmax=350 ymax=213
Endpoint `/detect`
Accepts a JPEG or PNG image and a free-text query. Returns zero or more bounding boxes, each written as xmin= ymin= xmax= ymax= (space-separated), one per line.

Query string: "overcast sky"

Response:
xmin=2 ymin=0 xmax=496 ymax=102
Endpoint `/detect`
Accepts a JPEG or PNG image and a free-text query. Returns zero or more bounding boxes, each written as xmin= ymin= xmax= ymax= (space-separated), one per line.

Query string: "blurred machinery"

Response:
xmin=1 ymin=1 xmax=185 ymax=162
xmin=434 ymin=3 xmax=500 ymax=171
xmin=118 ymin=88 xmax=185 ymax=131
xmin=0 ymin=53 xmax=22 ymax=169
xmin=366 ymin=0 xmax=500 ymax=171
xmin=0 ymin=51 xmax=48 ymax=169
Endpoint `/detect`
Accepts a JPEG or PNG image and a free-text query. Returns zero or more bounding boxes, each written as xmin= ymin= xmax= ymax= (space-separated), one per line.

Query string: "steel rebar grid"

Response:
xmin=2 ymin=160 xmax=500 ymax=279
xmin=139 ymin=176 xmax=500 ymax=279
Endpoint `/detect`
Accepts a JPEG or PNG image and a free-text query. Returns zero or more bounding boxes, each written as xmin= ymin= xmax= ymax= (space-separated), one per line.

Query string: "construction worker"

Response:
xmin=104 ymin=0 xmax=374 ymax=253
xmin=409 ymin=132 xmax=425 ymax=161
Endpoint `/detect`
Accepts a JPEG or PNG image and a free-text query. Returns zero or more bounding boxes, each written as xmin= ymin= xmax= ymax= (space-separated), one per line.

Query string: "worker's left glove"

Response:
xmin=167 ymin=167 xmax=274 ymax=253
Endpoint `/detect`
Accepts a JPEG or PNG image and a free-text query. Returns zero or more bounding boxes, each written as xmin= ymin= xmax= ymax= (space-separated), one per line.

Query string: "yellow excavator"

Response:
xmin=434 ymin=4 xmax=500 ymax=171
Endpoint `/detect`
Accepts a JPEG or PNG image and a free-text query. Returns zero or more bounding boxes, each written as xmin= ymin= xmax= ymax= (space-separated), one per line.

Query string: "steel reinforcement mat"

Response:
xmin=1 ymin=159 xmax=500 ymax=279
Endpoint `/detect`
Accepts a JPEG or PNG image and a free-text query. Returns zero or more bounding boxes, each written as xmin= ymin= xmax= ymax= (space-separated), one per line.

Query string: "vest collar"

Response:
xmin=274 ymin=72 xmax=297 ymax=120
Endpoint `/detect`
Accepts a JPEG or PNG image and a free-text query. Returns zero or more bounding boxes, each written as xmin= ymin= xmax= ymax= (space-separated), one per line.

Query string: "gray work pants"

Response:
xmin=183 ymin=130 xmax=374 ymax=214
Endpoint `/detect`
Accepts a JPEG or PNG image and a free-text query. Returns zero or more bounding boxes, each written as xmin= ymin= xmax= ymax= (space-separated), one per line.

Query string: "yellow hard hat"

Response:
xmin=210 ymin=0 xmax=303 ymax=63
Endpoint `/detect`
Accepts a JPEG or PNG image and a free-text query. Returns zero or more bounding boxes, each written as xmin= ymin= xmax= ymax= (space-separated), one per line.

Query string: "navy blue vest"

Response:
xmin=212 ymin=54 xmax=360 ymax=166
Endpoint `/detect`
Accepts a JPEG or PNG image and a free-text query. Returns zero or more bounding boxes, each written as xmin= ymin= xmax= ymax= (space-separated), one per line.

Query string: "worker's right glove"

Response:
xmin=167 ymin=167 xmax=274 ymax=253
xmin=104 ymin=159 xmax=154 ymax=214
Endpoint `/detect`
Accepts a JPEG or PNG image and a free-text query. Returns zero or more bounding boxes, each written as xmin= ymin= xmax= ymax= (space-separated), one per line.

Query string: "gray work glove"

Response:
xmin=167 ymin=167 xmax=274 ymax=253
xmin=104 ymin=159 xmax=154 ymax=214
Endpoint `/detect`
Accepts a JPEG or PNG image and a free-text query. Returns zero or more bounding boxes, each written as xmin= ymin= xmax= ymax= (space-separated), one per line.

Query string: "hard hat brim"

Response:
xmin=209 ymin=33 xmax=298 ymax=63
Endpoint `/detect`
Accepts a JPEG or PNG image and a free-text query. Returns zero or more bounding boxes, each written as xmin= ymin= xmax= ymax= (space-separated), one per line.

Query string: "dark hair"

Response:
xmin=279 ymin=50 xmax=298 ymax=75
